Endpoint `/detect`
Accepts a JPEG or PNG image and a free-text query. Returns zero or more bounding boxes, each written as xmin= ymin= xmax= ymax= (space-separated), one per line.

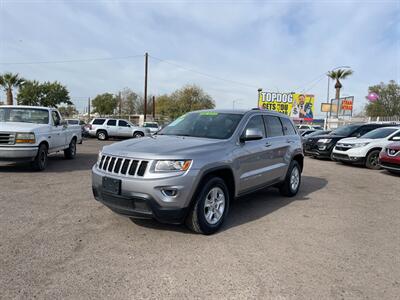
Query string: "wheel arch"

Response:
xmin=292 ymin=153 xmax=304 ymax=172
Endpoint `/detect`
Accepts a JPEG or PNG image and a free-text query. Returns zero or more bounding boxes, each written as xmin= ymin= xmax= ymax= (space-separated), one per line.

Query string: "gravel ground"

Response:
xmin=1 ymin=139 xmax=399 ymax=299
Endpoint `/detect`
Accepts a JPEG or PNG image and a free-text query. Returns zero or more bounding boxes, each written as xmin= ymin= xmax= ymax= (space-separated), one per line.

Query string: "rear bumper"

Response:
xmin=0 ymin=146 xmax=38 ymax=161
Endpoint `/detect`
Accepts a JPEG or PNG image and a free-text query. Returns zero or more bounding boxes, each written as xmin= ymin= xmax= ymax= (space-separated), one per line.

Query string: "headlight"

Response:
xmin=97 ymin=151 xmax=103 ymax=166
xmin=15 ymin=132 xmax=35 ymax=144
xmin=154 ymin=160 xmax=192 ymax=172
xmin=318 ymin=138 xmax=332 ymax=143
xmin=352 ymin=142 xmax=370 ymax=148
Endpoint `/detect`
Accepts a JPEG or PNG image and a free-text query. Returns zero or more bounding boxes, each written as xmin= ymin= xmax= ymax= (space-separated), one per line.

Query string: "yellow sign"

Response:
xmin=258 ymin=91 xmax=315 ymax=120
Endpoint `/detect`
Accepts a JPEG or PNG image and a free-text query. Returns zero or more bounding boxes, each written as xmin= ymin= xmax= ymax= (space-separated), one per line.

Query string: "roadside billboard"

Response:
xmin=258 ymin=91 xmax=314 ymax=121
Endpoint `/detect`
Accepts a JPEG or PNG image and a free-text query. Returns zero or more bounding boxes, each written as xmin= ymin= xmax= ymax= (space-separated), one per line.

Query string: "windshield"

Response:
xmin=361 ymin=128 xmax=398 ymax=139
xmin=0 ymin=108 xmax=49 ymax=124
xmin=307 ymin=130 xmax=330 ymax=137
xmin=159 ymin=112 xmax=243 ymax=139
xmin=144 ymin=123 xmax=158 ymax=128
xmin=330 ymin=124 xmax=359 ymax=136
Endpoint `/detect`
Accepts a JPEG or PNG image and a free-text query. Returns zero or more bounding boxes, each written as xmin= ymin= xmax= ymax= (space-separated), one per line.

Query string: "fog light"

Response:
xmin=318 ymin=146 xmax=327 ymax=150
xmin=161 ymin=188 xmax=178 ymax=197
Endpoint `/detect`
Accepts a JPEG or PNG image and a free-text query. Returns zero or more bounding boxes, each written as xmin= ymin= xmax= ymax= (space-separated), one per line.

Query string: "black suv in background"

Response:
xmin=304 ymin=123 xmax=395 ymax=159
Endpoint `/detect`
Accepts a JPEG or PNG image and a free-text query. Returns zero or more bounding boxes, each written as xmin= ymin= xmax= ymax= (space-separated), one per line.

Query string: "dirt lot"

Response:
xmin=1 ymin=139 xmax=399 ymax=299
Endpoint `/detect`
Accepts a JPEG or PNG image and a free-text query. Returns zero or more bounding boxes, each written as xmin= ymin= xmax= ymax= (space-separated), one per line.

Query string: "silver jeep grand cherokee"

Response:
xmin=92 ymin=109 xmax=303 ymax=234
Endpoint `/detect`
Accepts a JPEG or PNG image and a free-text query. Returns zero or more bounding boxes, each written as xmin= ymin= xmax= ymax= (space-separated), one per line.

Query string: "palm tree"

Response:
xmin=0 ymin=72 xmax=25 ymax=105
xmin=327 ymin=68 xmax=353 ymax=100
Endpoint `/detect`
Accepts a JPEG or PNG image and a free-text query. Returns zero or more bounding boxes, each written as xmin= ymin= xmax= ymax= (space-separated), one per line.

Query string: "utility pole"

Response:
xmin=152 ymin=96 xmax=155 ymax=120
xmin=144 ymin=52 xmax=148 ymax=122
xmin=119 ymin=91 xmax=122 ymax=118
xmin=88 ymin=97 xmax=91 ymax=121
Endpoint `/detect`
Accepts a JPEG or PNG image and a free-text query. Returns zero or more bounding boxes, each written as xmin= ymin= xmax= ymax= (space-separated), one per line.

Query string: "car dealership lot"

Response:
xmin=1 ymin=139 xmax=399 ymax=299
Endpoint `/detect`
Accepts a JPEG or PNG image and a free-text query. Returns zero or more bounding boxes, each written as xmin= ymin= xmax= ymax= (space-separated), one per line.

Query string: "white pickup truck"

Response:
xmin=0 ymin=105 xmax=82 ymax=170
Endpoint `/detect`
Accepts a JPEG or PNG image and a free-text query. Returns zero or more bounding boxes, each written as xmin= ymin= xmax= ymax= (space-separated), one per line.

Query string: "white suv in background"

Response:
xmin=88 ymin=118 xmax=150 ymax=140
xmin=332 ymin=126 xmax=400 ymax=169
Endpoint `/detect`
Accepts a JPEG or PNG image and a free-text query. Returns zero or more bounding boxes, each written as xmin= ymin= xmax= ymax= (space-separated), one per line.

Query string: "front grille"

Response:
xmin=332 ymin=153 xmax=349 ymax=160
xmin=0 ymin=132 xmax=15 ymax=145
xmin=387 ymin=148 xmax=400 ymax=157
xmin=335 ymin=144 xmax=352 ymax=152
xmin=98 ymin=154 xmax=149 ymax=177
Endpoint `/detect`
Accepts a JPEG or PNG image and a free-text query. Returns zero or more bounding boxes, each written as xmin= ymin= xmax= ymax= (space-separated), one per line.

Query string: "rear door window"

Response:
xmin=107 ymin=119 xmax=117 ymax=126
xmin=264 ymin=115 xmax=284 ymax=137
xmin=280 ymin=118 xmax=297 ymax=135
xmin=118 ymin=120 xmax=130 ymax=127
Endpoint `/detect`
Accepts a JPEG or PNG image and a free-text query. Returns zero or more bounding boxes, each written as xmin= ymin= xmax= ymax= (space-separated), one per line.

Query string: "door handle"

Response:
xmin=265 ymin=142 xmax=272 ymax=147
xmin=287 ymin=139 xmax=295 ymax=143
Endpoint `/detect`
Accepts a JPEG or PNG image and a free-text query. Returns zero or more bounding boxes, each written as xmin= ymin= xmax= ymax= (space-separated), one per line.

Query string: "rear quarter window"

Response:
xmin=92 ymin=119 xmax=106 ymax=125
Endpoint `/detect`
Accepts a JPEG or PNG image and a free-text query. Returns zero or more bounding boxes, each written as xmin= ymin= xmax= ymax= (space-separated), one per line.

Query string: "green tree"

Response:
xmin=17 ymin=80 xmax=71 ymax=107
xmin=155 ymin=85 xmax=215 ymax=119
xmin=0 ymin=72 xmax=25 ymax=105
xmin=58 ymin=105 xmax=78 ymax=118
xmin=92 ymin=93 xmax=117 ymax=116
xmin=365 ymin=80 xmax=400 ymax=117
xmin=327 ymin=69 xmax=354 ymax=100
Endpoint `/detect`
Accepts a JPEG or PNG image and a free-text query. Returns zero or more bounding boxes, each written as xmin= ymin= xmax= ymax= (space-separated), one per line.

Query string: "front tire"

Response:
xmin=365 ymin=150 xmax=381 ymax=170
xmin=133 ymin=131 xmax=144 ymax=138
xmin=279 ymin=160 xmax=301 ymax=197
xmin=64 ymin=138 xmax=77 ymax=159
xmin=31 ymin=144 xmax=48 ymax=171
xmin=186 ymin=177 xmax=229 ymax=235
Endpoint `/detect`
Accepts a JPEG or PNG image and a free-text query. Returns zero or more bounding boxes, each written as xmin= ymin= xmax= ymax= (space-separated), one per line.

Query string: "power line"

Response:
xmin=149 ymin=55 xmax=260 ymax=89
xmin=0 ymin=54 xmax=144 ymax=65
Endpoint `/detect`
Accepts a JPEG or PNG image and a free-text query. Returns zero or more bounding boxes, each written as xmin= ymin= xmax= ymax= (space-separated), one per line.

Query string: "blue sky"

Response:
xmin=0 ymin=0 xmax=399 ymax=116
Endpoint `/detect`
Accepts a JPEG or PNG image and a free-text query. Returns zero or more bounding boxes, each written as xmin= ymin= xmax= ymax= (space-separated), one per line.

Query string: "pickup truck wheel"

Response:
xmin=279 ymin=160 xmax=301 ymax=197
xmin=97 ymin=130 xmax=108 ymax=140
xmin=31 ymin=144 xmax=48 ymax=171
xmin=186 ymin=177 xmax=229 ymax=235
xmin=365 ymin=150 xmax=381 ymax=170
xmin=133 ymin=131 xmax=144 ymax=138
xmin=64 ymin=139 xmax=76 ymax=159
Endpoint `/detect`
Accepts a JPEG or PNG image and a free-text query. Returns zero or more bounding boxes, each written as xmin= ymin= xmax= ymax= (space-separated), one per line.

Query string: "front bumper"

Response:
xmin=331 ymin=148 xmax=365 ymax=164
xmin=91 ymin=165 xmax=199 ymax=224
xmin=0 ymin=146 xmax=38 ymax=161
xmin=379 ymin=153 xmax=400 ymax=172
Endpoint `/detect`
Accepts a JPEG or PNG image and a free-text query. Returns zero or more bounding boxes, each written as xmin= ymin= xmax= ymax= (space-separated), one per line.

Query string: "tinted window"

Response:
xmin=264 ymin=115 xmax=284 ymax=137
xmin=361 ymin=128 xmax=398 ymax=139
xmin=107 ymin=119 xmax=117 ymax=126
xmin=144 ymin=123 xmax=158 ymax=128
xmin=243 ymin=115 xmax=266 ymax=137
xmin=67 ymin=120 xmax=79 ymax=125
xmin=330 ymin=124 xmax=360 ymax=136
xmin=280 ymin=118 xmax=297 ymax=135
xmin=159 ymin=112 xmax=243 ymax=139
xmin=118 ymin=120 xmax=130 ymax=127
xmin=92 ymin=119 xmax=105 ymax=125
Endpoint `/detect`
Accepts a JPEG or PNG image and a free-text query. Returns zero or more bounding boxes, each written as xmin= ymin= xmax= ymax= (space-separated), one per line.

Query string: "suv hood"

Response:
xmin=0 ymin=122 xmax=48 ymax=132
xmin=102 ymin=135 xmax=229 ymax=158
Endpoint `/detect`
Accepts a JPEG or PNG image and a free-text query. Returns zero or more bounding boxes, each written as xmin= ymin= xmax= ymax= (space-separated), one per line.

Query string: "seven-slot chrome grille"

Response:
xmin=0 ymin=132 xmax=15 ymax=145
xmin=98 ymin=154 xmax=149 ymax=177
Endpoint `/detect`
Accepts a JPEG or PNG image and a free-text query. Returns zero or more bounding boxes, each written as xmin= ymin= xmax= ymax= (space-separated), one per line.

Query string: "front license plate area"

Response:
xmin=102 ymin=177 xmax=121 ymax=195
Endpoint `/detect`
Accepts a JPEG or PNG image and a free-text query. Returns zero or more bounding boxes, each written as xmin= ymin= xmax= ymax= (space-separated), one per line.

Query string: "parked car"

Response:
xmin=0 ymin=106 xmax=81 ymax=170
xmin=88 ymin=118 xmax=151 ymax=140
xmin=301 ymin=130 xmax=331 ymax=151
xmin=303 ymin=123 xmax=395 ymax=159
xmin=143 ymin=122 xmax=160 ymax=134
xmin=296 ymin=124 xmax=323 ymax=130
xmin=299 ymin=129 xmax=316 ymax=137
xmin=332 ymin=127 xmax=400 ymax=169
xmin=65 ymin=119 xmax=86 ymax=142
xmin=92 ymin=109 xmax=304 ymax=234
xmin=379 ymin=142 xmax=400 ymax=174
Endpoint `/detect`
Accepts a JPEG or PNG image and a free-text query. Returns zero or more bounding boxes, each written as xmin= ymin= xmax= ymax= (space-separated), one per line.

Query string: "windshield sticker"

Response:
xmin=199 ymin=112 xmax=219 ymax=116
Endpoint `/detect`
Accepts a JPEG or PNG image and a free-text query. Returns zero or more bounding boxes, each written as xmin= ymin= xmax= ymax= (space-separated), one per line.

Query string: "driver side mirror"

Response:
xmin=240 ymin=128 xmax=263 ymax=142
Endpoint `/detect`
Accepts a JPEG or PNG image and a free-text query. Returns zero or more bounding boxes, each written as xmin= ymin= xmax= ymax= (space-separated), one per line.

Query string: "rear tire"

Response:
xmin=31 ymin=144 xmax=48 ymax=171
xmin=64 ymin=138 xmax=77 ymax=159
xmin=365 ymin=150 xmax=381 ymax=170
xmin=97 ymin=130 xmax=108 ymax=140
xmin=186 ymin=177 xmax=229 ymax=235
xmin=279 ymin=160 xmax=301 ymax=197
